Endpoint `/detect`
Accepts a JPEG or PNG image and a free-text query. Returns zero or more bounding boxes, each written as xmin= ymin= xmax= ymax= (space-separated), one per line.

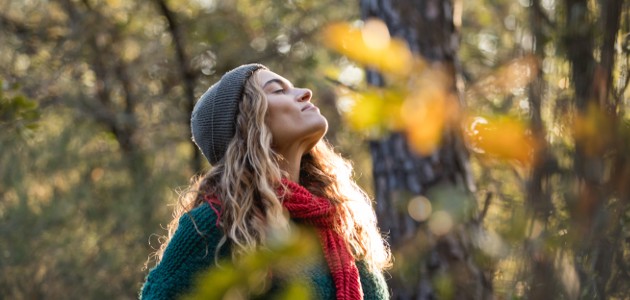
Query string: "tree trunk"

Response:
xmin=360 ymin=0 xmax=492 ymax=298
xmin=154 ymin=0 xmax=203 ymax=172
xmin=526 ymin=1 xmax=556 ymax=298
xmin=564 ymin=0 xmax=624 ymax=298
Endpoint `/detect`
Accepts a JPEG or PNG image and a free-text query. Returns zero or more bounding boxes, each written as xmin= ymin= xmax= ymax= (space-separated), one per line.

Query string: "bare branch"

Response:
xmin=477 ymin=191 xmax=492 ymax=223
xmin=153 ymin=0 xmax=201 ymax=171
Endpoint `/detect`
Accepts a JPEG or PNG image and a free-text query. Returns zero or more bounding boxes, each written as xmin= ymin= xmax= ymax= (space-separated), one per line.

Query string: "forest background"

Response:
xmin=1 ymin=0 xmax=629 ymax=299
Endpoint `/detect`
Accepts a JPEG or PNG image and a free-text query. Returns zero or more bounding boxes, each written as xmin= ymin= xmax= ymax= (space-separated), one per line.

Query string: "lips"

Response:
xmin=301 ymin=103 xmax=316 ymax=111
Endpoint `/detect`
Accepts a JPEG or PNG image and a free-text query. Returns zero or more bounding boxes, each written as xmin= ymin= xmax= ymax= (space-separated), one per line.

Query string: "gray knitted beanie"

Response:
xmin=191 ymin=63 xmax=267 ymax=165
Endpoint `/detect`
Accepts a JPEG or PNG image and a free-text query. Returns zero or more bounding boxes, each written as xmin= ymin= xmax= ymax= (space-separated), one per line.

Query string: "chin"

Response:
xmin=319 ymin=116 xmax=329 ymax=135
xmin=304 ymin=124 xmax=328 ymax=151
xmin=315 ymin=119 xmax=329 ymax=140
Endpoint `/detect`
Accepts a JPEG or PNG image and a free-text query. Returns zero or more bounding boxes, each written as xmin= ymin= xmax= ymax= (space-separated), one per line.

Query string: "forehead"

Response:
xmin=256 ymin=69 xmax=292 ymax=87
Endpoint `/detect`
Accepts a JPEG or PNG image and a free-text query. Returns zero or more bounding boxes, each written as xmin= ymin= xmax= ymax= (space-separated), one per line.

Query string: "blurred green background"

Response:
xmin=1 ymin=0 xmax=629 ymax=299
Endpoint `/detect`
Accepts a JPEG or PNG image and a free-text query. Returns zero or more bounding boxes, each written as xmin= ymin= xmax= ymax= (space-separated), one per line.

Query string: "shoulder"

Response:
xmin=358 ymin=262 xmax=390 ymax=300
xmin=178 ymin=202 xmax=221 ymax=236
xmin=161 ymin=202 xmax=224 ymax=268
xmin=140 ymin=203 xmax=225 ymax=300
xmin=164 ymin=202 xmax=222 ymax=248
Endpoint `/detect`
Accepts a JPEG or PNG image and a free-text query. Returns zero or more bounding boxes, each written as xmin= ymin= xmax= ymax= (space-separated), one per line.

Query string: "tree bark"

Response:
xmin=360 ymin=0 xmax=492 ymax=298
xmin=526 ymin=1 xmax=557 ymax=298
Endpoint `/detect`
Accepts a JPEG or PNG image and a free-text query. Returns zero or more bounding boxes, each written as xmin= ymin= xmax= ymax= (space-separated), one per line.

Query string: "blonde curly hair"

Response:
xmin=157 ymin=71 xmax=391 ymax=272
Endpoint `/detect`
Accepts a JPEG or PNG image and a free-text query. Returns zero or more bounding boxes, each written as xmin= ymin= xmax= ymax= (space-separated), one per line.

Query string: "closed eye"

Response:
xmin=263 ymin=78 xmax=293 ymax=94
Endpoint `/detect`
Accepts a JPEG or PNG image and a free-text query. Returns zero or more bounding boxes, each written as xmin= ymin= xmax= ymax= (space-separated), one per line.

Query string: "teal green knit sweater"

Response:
xmin=140 ymin=203 xmax=390 ymax=299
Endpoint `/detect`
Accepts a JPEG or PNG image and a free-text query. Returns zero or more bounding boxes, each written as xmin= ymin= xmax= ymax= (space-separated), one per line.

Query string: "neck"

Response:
xmin=277 ymin=145 xmax=306 ymax=183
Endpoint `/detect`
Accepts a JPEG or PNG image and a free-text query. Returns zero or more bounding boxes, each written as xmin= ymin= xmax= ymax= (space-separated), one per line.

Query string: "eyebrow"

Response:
xmin=262 ymin=78 xmax=293 ymax=89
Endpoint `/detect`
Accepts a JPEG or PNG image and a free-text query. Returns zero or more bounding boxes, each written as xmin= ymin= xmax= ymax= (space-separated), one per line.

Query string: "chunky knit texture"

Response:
xmin=140 ymin=203 xmax=228 ymax=300
xmin=280 ymin=178 xmax=363 ymax=300
xmin=140 ymin=185 xmax=390 ymax=299
xmin=191 ymin=63 xmax=267 ymax=165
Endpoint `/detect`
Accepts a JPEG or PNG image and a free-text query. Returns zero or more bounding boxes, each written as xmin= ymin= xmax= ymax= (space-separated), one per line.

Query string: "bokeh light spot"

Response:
xmin=428 ymin=211 xmax=454 ymax=236
xmin=362 ymin=18 xmax=391 ymax=50
xmin=407 ymin=195 xmax=432 ymax=222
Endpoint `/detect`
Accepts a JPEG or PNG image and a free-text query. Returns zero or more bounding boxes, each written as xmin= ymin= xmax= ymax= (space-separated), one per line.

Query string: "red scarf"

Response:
xmin=204 ymin=180 xmax=363 ymax=299
xmin=280 ymin=179 xmax=363 ymax=300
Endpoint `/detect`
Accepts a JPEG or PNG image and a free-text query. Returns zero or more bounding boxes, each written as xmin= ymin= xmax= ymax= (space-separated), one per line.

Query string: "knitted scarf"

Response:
xmin=204 ymin=179 xmax=363 ymax=300
xmin=280 ymin=178 xmax=363 ymax=300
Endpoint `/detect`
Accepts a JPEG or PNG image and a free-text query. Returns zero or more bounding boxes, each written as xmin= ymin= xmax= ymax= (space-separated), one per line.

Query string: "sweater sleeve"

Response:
xmin=140 ymin=203 xmax=223 ymax=300
xmin=358 ymin=261 xmax=391 ymax=300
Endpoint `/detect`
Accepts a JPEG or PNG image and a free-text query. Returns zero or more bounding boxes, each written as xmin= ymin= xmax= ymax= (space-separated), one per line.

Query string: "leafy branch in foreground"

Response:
xmin=183 ymin=226 xmax=320 ymax=300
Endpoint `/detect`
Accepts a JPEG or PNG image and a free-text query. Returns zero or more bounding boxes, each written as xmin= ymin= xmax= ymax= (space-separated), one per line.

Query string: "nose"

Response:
xmin=297 ymin=88 xmax=312 ymax=102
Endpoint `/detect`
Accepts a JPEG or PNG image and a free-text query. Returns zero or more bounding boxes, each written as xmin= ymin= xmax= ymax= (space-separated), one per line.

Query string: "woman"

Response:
xmin=141 ymin=64 xmax=391 ymax=299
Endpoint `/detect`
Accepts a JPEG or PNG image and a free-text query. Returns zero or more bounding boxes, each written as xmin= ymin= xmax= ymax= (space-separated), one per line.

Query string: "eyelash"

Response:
xmin=273 ymin=88 xmax=286 ymax=94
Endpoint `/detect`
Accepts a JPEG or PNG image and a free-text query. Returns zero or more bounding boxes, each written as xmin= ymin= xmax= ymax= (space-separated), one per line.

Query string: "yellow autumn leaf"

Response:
xmin=402 ymin=86 xmax=458 ymax=155
xmin=322 ymin=19 xmax=413 ymax=76
xmin=342 ymin=88 xmax=405 ymax=132
xmin=322 ymin=66 xmax=341 ymax=82
xmin=465 ymin=116 xmax=536 ymax=166
xmin=345 ymin=91 xmax=384 ymax=131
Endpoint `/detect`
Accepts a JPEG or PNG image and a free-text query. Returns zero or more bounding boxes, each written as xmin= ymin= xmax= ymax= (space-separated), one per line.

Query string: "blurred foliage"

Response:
xmin=0 ymin=0 xmax=358 ymax=298
xmin=322 ymin=19 xmax=540 ymax=164
xmin=184 ymin=226 xmax=319 ymax=300
xmin=0 ymin=80 xmax=39 ymax=135
xmin=322 ymin=0 xmax=630 ymax=298
xmin=1 ymin=0 xmax=630 ymax=299
xmin=322 ymin=19 xmax=413 ymax=76
xmin=465 ymin=115 xmax=537 ymax=166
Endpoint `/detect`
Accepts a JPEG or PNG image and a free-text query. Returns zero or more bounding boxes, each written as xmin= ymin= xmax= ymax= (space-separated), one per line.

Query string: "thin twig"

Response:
xmin=478 ymin=191 xmax=492 ymax=223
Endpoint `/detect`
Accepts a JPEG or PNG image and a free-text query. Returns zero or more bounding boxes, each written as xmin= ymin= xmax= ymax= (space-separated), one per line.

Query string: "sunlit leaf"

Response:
xmin=402 ymin=87 xmax=459 ymax=155
xmin=345 ymin=91 xmax=386 ymax=131
xmin=341 ymin=88 xmax=405 ymax=133
xmin=465 ymin=115 xmax=536 ymax=166
xmin=322 ymin=19 xmax=413 ymax=76
xmin=184 ymin=226 xmax=318 ymax=300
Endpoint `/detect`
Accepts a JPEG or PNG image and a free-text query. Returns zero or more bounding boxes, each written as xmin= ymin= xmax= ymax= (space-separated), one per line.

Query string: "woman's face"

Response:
xmin=256 ymin=69 xmax=328 ymax=154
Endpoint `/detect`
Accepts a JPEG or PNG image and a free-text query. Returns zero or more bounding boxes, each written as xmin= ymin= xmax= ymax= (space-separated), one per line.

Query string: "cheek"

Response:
xmin=264 ymin=116 xmax=281 ymax=136
xmin=266 ymin=101 xmax=297 ymax=126
xmin=264 ymin=105 xmax=292 ymax=140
